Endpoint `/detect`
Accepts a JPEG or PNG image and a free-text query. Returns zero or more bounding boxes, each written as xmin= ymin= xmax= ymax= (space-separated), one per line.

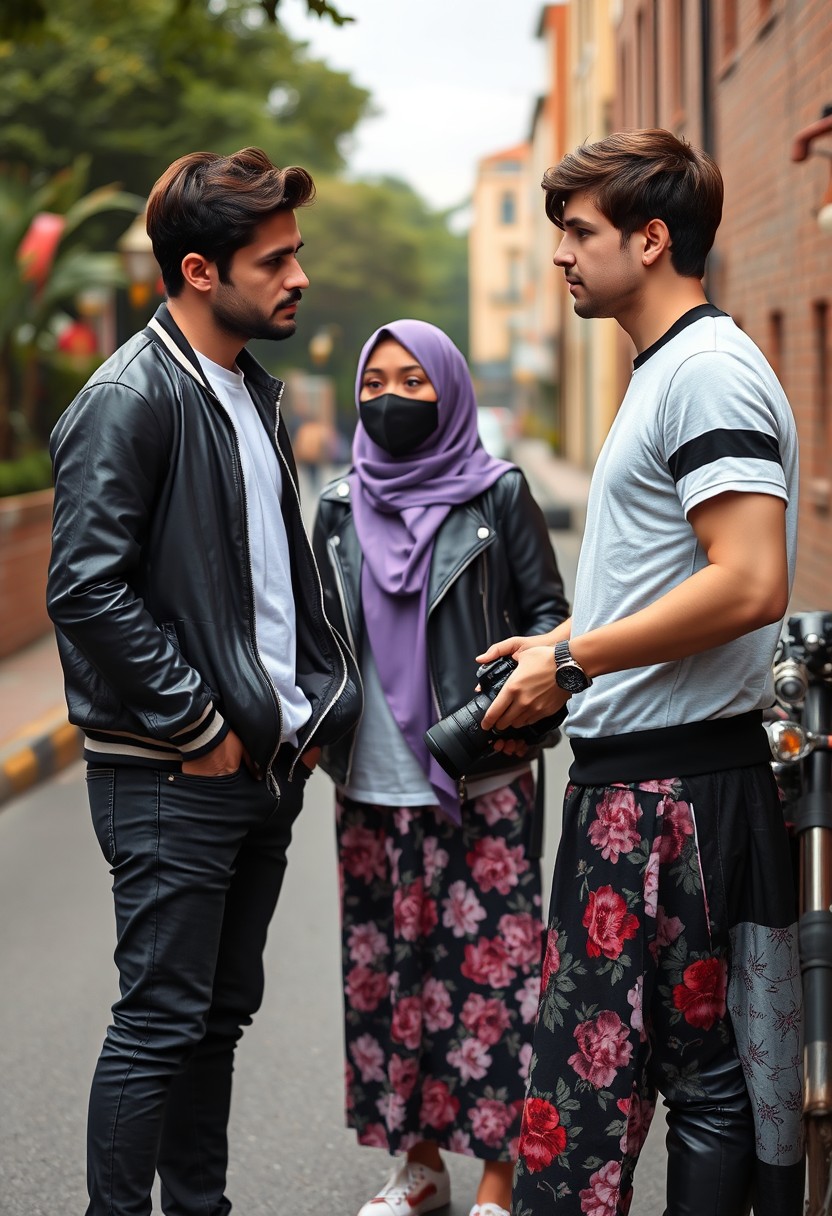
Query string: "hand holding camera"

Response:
xmin=424 ymin=656 xmax=566 ymax=782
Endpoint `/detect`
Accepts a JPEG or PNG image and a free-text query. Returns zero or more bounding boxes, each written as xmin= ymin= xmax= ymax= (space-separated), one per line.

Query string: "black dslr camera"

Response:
xmin=424 ymin=656 xmax=566 ymax=782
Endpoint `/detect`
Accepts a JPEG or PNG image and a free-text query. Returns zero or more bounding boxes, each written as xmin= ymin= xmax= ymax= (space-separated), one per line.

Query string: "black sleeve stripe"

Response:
xmin=667 ymin=428 xmax=782 ymax=483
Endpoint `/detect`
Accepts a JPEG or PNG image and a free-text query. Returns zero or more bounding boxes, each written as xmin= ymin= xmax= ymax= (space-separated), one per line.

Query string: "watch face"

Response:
xmin=556 ymin=663 xmax=589 ymax=693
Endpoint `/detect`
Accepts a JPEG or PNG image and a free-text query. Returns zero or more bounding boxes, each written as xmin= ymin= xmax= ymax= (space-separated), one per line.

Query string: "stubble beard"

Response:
xmin=212 ymin=283 xmax=299 ymax=343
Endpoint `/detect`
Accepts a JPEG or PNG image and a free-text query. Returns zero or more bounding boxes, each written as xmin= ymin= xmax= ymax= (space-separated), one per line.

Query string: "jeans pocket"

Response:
xmin=86 ymin=766 xmax=117 ymax=864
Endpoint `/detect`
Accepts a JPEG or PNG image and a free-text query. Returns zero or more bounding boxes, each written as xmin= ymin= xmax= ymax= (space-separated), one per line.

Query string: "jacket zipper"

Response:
xmin=428 ymin=542 xmax=495 ymax=809
xmin=327 ymin=535 xmax=364 ymax=788
xmin=224 ymin=403 xmax=284 ymax=796
xmin=271 ymin=387 xmax=350 ymax=780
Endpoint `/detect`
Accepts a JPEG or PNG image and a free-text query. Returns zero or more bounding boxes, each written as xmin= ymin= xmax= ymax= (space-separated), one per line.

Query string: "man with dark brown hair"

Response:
xmin=47 ymin=147 xmax=361 ymax=1215
xmin=479 ymin=130 xmax=802 ymax=1214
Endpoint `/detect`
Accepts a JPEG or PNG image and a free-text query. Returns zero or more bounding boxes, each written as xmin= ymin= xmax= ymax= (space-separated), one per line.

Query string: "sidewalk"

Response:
xmin=0 ymin=439 xmax=589 ymax=810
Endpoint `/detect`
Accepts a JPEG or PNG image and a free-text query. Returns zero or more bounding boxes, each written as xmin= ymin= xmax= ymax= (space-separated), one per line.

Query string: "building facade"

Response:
xmin=616 ymin=0 xmax=832 ymax=608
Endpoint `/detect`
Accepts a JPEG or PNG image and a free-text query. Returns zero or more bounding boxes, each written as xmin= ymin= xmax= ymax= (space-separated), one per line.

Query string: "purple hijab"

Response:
xmin=350 ymin=319 xmax=512 ymax=824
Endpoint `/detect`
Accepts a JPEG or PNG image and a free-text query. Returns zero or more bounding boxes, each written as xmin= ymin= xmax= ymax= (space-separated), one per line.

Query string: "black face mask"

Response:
xmin=359 ymin=394 xmax=439 ymax=457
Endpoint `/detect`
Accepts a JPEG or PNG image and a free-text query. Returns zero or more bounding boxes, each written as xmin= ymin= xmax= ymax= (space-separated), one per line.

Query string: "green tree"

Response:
xmin=0 ymin=0 xmax=371 ymax=196
xmin=0 ymin=158 xmax=143 ymax=458
xmin=0 ymin=0 xmax=354 ymax=39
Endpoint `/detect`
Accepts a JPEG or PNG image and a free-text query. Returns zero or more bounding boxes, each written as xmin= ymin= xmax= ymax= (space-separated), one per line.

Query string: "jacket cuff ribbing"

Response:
xmin=172 ymin=703 xmax=230 ymax=759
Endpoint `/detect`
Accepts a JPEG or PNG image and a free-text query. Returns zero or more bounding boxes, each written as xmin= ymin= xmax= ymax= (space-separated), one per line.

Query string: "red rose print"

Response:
xmin=340 ymin=824 xmax=387 ymax=884
xmin=568 ymin=1009 xmax=633 ymax=1088
xmin=419 ymin=1077 xmax=460 ymax=1129
xmin=441 ymin=880 xmax=487 ymax=938
xmin=519 ymin=1096 xmax=568 ymax=1172
xmin=476 ymin=785 xmax=518 ymax=825
xmin=388 ymin=1053 xmax=418 ymax=1100
xmin=672 ymin=956 xmax=727 ymax=1030
xmin=347 ymin=921 xmax=389 ymax=966
xmin=498 ymin=911 xmax=543 ymax=968
xmin=470 ymin=1096 xmax=516 ymax=1149
xmin=345 ymin=964 xmax=389 ymax=1013
xmin=461 ymin=935 xmax=518 ymax=988
xmin=583 ymin=886 xmax=639 ymax=960
xmin=466 ymin=836 xmax=529 ymax=895
xmin=391 ymin=994 xmax=423 ymax=1050
xmin=658 ymin=797 xmax=694 ymax=864
xmin=460 ymin=993 xmax=513 ymax=1045
xmin=447 ymin=1037 xmax=492 ymax=1084
xmin=579 ymin=1159 xmax=622 ymax=1215
xmin=588 ymin=787 xmax=642 ymax=863
xmin=394 ymin=878 xmax=438 ymax=942
xmin=358 ymin=1122 xmax=388 ymax=1148
xmin=422 ymin=977 xmax=454 ymax=1033
xmin=541 ymin=928 xmax=561 ymax=990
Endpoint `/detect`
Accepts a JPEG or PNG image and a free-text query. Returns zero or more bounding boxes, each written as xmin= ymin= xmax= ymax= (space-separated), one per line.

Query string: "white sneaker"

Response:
xmin=357 ymin=1158 xmax=450 ymax=1216
xmin=470 ymin=1205 xmax=511 ymax=1216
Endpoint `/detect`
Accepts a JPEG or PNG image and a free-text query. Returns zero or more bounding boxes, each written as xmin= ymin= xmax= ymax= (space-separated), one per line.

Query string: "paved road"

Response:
xmin=0 ymin=524 xmax=668 ymax=1215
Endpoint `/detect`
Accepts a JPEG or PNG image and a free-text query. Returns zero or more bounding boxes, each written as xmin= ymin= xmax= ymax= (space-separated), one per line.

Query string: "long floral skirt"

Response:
xmin=336 ymin=771 xmax=543 ymax=1161
xmin=512 ymin=767 xmax=804 ymax=1216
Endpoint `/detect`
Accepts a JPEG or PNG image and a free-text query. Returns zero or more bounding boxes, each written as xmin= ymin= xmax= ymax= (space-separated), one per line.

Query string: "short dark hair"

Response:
xmin=542 ymin=129 xmax=723 ymax=278
xmin=146 ymin=147 xmax=316 ymax=296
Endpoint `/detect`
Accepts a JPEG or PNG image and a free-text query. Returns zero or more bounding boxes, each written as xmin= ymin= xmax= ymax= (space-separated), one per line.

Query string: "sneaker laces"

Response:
xmin=379 ymin=1160 xmax=436 ymax=1203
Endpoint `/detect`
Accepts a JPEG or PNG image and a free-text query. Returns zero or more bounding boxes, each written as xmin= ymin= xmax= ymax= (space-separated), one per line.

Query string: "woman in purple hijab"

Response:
xmin=313 ymin=319 xmax=569 ymax=1216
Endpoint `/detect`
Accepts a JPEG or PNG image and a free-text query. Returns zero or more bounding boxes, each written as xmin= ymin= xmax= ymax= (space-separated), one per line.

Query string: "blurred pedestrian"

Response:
xmin=47 ymin=147 xmax=361 ymax=1216
xmin=479 ymin=129 xmax=803 ymax=1215
xmin=312 ymin=319 xmax=569 ymax=1216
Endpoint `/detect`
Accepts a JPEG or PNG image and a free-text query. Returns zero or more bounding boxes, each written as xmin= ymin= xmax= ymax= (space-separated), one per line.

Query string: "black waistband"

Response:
xmin=568 ymin=710 xmax=770 ymax=785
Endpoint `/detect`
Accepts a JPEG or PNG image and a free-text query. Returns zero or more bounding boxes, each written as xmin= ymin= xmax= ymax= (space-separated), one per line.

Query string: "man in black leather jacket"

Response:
xmin=47 ymin=147 xmax=361 ymax=1216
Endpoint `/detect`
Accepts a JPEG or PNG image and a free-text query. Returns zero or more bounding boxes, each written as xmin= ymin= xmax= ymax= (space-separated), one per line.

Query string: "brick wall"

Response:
xmin=0 ymin=490 xmax=54 ymax=658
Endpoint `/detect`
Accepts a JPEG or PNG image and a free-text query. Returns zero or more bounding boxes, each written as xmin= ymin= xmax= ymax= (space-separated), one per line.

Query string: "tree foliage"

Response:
xmin=0 ymin=0 xmax=354 ymax=39
xmin=250 ymin=175 xmax=469 ymax=424
xmin=0 ymin=0 xmax=371 ymax=196
xmin=0 ymin=158 xmax=143 ymax=457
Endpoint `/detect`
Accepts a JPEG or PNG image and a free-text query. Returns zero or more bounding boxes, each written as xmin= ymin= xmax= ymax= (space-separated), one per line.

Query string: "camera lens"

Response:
xmin=425 ymin=692 xmax=493 ymax=781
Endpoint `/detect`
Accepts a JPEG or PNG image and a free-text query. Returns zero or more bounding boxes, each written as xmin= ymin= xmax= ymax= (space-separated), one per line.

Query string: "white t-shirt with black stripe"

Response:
xmin=566 ymin=304 xmax=798 ymax=740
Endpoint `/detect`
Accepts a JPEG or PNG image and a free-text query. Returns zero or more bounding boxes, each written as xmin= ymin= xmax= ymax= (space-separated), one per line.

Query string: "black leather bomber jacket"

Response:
xmin=312 ymin=467 xmax=570 ymax=791
xmin=47 ymin=304 xmax=362 ymax=791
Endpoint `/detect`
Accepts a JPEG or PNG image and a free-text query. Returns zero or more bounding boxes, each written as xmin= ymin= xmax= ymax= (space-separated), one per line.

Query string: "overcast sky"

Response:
xmin=280 ymin=0 xmax=549 ymax=214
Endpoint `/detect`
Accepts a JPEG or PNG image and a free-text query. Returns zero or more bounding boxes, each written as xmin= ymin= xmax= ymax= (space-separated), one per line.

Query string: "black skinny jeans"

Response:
xmin=84 ymin=750 xmax=309 ymax=1216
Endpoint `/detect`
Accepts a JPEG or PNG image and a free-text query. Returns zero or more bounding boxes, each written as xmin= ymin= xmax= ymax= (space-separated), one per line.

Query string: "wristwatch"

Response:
xmin=554 ymin=640 xmax=592 ymax=694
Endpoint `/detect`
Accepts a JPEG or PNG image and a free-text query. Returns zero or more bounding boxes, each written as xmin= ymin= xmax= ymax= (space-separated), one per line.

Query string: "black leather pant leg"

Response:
xmin=659 ymin=1047 xmax=754 ymax=1216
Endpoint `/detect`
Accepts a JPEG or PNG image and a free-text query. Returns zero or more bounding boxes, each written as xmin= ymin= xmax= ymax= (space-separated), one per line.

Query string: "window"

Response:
xmin=500 ymin=192 xmax=516 ymax=225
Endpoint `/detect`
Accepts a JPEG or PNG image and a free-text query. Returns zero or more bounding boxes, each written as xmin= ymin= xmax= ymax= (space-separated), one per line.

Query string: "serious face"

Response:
xmin=553 ymin=190 xmax=644 ymax=321
xmin=211 ymin=209 xmax=309 ymax=342
xmin=359 ymin=339 xmax=437 ymax=402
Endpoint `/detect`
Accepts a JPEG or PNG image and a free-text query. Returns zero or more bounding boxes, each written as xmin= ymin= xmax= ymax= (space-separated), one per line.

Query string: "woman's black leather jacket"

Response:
xmin=312 ymin=467 xmax=569 ymax=790
xmin=47 ymin=304 xmax=361 ymax=791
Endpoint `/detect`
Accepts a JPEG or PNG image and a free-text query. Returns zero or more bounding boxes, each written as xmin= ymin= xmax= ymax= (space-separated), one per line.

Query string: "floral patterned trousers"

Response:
xmin=512 ymin=767 xmax=804 ymax=1216
xmin=337 ymin=772 xmax=543 ymax=1162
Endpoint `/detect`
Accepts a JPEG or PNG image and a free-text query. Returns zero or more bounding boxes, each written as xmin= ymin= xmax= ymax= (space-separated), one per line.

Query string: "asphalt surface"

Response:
xmin=0 ymin=523 xmax=669 ymax=1215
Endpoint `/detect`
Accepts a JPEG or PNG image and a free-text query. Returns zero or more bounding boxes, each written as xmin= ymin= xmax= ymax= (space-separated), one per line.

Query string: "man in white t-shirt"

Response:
xmin=478 ymin=131 xmax=803 ymax=1215
xmin=48 ymin=148 xmax=361 ymax=1215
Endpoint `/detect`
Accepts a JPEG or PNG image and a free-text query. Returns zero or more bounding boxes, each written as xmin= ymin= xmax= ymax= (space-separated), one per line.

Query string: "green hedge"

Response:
xmin=0 ymin=450 xmax=53 ymax=498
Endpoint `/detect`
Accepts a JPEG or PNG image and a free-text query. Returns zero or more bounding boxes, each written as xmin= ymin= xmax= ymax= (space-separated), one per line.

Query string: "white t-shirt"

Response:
xmin=196 ymin=352 xmax=311 ymax=747
xmin=566 ymin=305 xmax=799 ymax=740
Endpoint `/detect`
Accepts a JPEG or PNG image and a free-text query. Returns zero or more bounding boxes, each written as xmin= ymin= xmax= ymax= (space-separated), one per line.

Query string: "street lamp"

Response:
xmin=117 ymin=212 xmax=159 ymax=308
xmin=791 ymin=108 xmax=832 ymax=235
